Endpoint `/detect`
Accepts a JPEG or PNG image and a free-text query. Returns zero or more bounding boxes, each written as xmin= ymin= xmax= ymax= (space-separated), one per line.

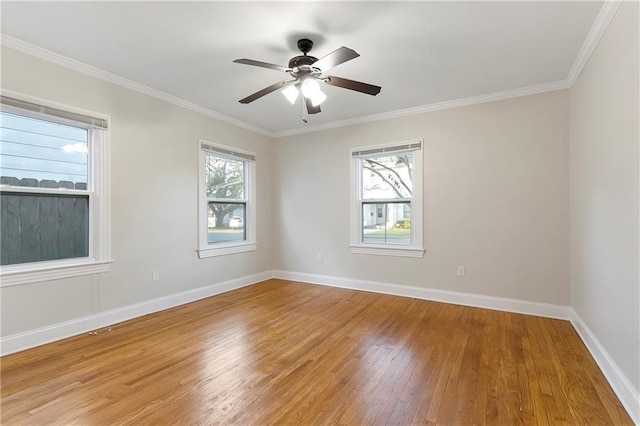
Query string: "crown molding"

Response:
xmin=2 ymin=0 xmax=620 ymax=141
xmin=274 ymin=1 xmax=621 ymax=139
xmin=0 ymin=35 xmax=273 ymax=138
xmin=273 ymin=79 xmax=571 ymax=138
xmin=566 ymin=0 xmax=622 ymax=86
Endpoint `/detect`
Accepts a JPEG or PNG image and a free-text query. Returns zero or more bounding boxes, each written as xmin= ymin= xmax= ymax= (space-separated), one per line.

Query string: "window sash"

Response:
xmin=198 ymin=140 xmax=256 ymax=258
xmin=0 ymin=93 xmax=112 ymax=284
xmin=353 ymin=152 xmax=421 ymax=246
xmin=207 ymin=201 xmax=247 ymax=244
xmin=359 ymin=153 xmax=414 ymax=201
xmin=1 ymin=107 xmax=98 ymax=264
xmin=0 ymin=192 xmax=91 ymax=266
xmin=360 ymin=201 xmax=412 ymax=246
xmin=204 ymin=152 xmax=247 ymax=201
xmin=350 ymin=140 xmax=424 ymax=257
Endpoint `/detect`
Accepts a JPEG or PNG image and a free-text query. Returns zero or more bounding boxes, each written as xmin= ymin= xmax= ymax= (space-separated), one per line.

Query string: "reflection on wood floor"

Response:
xmin=0 ymin=279 xmax=633 ymax=424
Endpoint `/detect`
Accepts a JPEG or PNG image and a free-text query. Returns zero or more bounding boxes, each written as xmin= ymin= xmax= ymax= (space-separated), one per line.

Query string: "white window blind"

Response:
xmin=200 ymin=142 xmax=255 ymax=162
xmin=352 ymin=141 xmax=421 ymax=158
xmin=1 ymin=96 xmax=108 ymax=130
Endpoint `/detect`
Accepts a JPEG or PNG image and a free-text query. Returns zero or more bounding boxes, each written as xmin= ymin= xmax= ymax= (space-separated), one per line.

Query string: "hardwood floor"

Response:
xmin=1 ymin=279 xmax=632 ymax=425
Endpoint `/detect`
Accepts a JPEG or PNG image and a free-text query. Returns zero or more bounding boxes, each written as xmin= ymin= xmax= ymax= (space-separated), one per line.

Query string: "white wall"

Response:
xmin=570 ymin=1 xmax=639 ymax=394
xmin=274 ymin=90 xmax=570 ymax=305
xmin=0 ymin=47 xmax=274 ymax=337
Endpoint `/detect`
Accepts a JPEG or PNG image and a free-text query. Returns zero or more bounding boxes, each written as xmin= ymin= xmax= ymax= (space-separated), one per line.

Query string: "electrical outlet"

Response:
xmin=457 ymin=266 xmax=465 ymax=277
xmin=317 ymin=253 xmax=323 ymax=263
xmin=152 ymin=270 xmax=160 ymax=282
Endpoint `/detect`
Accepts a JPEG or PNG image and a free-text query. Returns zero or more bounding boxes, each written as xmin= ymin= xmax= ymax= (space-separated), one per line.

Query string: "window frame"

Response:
xmin=197 ymin=140 xmax=256 ymax=258
xmin=350 ymin=140 xmax=425 ymax=258
xmin=0 ymin=92 xmax=112 ymax=287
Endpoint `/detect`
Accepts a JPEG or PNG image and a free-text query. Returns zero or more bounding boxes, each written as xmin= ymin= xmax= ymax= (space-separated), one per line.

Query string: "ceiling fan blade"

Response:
xmin=305 ymin=97 xmax=321 ymax=114
xmin=233 ymin=58 xmax=290 ymax=73
xmin=239 ymin=81 xmax=290 ymax=104
xmin=324 ymin=76 xmax=381 ymax=96
xmin=313 ymin=46 xmax=360 ymax=71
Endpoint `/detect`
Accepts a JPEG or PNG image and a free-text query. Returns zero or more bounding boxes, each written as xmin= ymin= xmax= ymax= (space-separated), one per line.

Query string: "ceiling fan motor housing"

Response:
xmin=288 ymin=38 xmax=321 ymax=77
xmin=288 ymin=55 xmax=318 ymax=70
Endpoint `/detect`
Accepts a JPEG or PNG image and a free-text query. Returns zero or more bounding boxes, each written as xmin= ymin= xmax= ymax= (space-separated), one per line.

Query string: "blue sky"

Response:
xmin=0 ymin=112 xmax=88 ymax=186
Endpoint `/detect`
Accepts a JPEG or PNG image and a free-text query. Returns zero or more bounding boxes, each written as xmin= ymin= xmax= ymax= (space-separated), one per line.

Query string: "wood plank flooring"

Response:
xmin=1 ymin=279 xmax=632 ymax=425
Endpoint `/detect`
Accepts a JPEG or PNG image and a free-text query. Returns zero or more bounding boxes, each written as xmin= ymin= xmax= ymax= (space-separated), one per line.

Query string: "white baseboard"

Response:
xmin=569 ymin=309 xmax=639 ymax=425
xmin=0 ymin=271 xmax=271 ymax=356
xmin=272 ymin=270 xmax=571 ymax=320
xmin=3 ymin=269 xmax=637 ymax=424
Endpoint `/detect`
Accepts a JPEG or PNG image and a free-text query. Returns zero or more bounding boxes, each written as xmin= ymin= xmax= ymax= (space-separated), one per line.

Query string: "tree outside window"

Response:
xmin=205 ymin=155 xmax=246 ymax=244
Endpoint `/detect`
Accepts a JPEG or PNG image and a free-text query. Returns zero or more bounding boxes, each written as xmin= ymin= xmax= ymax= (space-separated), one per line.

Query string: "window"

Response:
xmin=0 ymin=94 xmax=111 ymax=286
xmin=198 ymin=141 xmax=256 ymax=258
xmin=350 ymin=141 xmax=424 ymax=257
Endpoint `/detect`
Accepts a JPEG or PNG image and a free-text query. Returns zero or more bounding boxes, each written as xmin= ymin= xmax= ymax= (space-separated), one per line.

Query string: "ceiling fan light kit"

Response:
xmin=234 ymin=38 xmax=381 ymax=122
xmin=281 ymin=84 xmax=299 ymax=105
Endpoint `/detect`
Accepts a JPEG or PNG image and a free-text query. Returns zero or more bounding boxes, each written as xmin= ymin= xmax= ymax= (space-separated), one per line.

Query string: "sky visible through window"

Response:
xmin=362 ymin=153 xmax=413 ymax=199
xmin=0 ymin=112 xmax=88 ymax=187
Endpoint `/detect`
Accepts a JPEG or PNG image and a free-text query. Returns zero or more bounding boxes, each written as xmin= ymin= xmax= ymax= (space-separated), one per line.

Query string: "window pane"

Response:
xmin=362 ymin=202 xmax=411 ymax=245
xmin=208 ymin=202 xmax=246 ymax=244
xmin=205 ymin=155 xmax=244 ymax=200
xmin=0 ymin=112 xmax=88 ymax=188
xmin=361 ymin=153 xmax=413 ymax=199
xmin=0 ymin=193 xmax=89 ymax=265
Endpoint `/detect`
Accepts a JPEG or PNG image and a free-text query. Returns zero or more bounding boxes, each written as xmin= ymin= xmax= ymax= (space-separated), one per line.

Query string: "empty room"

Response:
xmin=0 ymin=1 xmax=638 ymax=424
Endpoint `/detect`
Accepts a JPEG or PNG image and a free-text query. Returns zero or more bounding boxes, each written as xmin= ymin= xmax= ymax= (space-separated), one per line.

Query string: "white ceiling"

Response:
xmin=1 ymin=1 xmax=604 ymax=136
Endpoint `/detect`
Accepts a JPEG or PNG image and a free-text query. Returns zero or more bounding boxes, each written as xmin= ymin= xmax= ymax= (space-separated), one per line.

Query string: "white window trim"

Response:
xmin=197 ymin=140 xmax=256 ymax=258
xmin=349 ymin=140 xmax=425 ymax=258
xmin=0 ymin=91 xmax=112 ymax=287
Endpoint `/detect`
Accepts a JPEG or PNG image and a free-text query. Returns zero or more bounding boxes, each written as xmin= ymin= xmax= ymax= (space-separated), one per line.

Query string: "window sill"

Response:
xmin=349 ymin=244 xmax=425 ymax=258
xmin=197 ymin=242 xmax=257 ymax=258
xmin=0 ymin=259 xmax=113 ymax=287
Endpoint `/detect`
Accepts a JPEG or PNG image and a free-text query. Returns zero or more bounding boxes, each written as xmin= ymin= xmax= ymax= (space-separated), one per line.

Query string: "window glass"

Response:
xmin=205 ymin=155 xmax=244 ymax=200
xmin=1 ymin=112 xmax=88 ymax=187
xmin=362 ymin=202 xmax=411 ymax=245
xmin=208 ymin=202 xmax=246 ymax=243
xmin=361 ymin=153 xmax=413 ymax=199
xmin=1 ymin=193 xmax=89 ymax=265
xmin=204 ymin=153 xmax=247 ymax=245
xmin=0 ymin=111 xmax=91 ymax=266
xmin=360 ymin=152 xmax=414 ymax=246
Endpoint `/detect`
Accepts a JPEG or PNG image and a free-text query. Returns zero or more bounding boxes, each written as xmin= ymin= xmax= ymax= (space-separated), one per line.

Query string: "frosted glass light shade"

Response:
xmin=301 ymin=79 xmax=326 ymax=107
xmin=309 ymin=90 xmax=326 ymax=107
xmin=282 ymin=85 xmax=299 ymax=104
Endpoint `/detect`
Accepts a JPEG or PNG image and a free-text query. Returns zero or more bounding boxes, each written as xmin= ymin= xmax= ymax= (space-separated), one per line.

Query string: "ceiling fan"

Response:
xmin=233 ymin=38 xmax=381 ymax=119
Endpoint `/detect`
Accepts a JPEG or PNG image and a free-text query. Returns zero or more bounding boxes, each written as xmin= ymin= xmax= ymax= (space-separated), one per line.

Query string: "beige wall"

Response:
xmin=0 ymin=47 xmax=274 ymax=336
xmin=570 ymin=1 xmax=639 ymax=392
xmin=274 ymin=90 xmax=570 ymax=305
